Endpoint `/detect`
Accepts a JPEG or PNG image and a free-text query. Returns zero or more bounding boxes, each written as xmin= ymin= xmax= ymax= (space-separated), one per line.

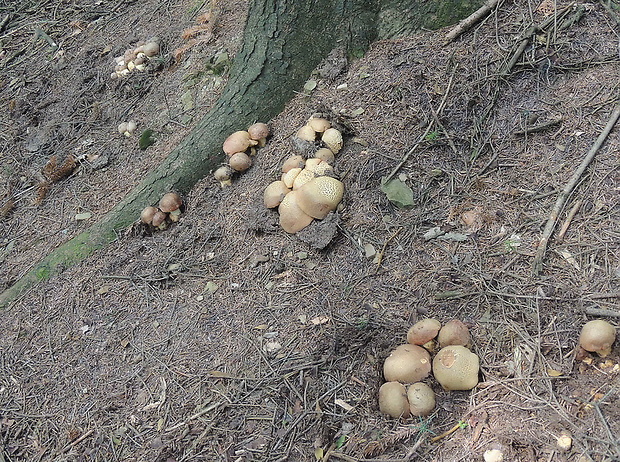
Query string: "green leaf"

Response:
xmin=139 ymin=129 xmax=156 ymax=150
xmin=380 ymin=177 xmax=414 ymax=208
xmin=335 ymin=435 xmax=347 ymax=449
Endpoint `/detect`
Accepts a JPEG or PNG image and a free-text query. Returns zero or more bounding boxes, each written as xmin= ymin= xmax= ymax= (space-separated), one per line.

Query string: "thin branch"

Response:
xmin=532 ymin=105 xmax=620 ymax=275
xmin=445 ymin=0 xmax=501 ymax=43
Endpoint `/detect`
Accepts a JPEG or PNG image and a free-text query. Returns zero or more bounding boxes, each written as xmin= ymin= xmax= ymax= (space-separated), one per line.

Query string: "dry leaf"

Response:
xmin=334 ymin=398 xmax=354 ymax=412
xmin=310 ymin=315 xmax=330 ymax=325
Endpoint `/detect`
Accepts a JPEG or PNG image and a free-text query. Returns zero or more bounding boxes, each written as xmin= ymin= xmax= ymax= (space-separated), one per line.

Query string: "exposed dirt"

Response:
xmin=1 ymin=1 xmax=620 ymax=461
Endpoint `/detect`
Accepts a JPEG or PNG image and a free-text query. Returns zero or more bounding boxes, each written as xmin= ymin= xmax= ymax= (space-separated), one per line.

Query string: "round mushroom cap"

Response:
xmin=579 ymin=320 xmax=616 ymax=356
xmin=264 ymin=180 xmax=291 ymax=208
xmin=140 ymin=206 xmax=158 ymax=224
xmin=383 ymin=344 xmax=432 ymax=383
xmin=314 ymin=148 xmax=336 ymax=164
xmin=151 ymin=210 xmax=168 ymax=227
xmin=247 ymin=122 xmax=270 ymax=141
xmin=159 ymin=192 xmax=182 ymax=213
xmin=307 ymin=117 xmax=331 ymax=133
xmin=438 ymin=319 xmax=471 ymax=348
xmin=296 ymin=124 xmax=316 ymax=142
xmin=378 ymin=381 xmax=411 ymax=419
xmin=229 ymin=152 xmax=252 ymax=172
xmin=407 ymin=318 xmax=441 ymax=346
xmin=321 ymin=128 xmax=343 ymax=154
xmin=282 ymin=155 xmax=305 ymax=173
xmin=278 ymin=190 xmax=314 ymax=233
xmin=432 ymin=345 xmax=479 ymax=390
xmin=142 ymin=41 xmax=160 ymax=57
xmin=295 ymin=176 xmax=344 ymax=219
xmin=223 ymin=131 xmax=255 ymax=155
xmin=214 ymin=165 xmax=233 ymax=182
xmin=407 ymin=382 xmax=436 ymax=416
xmin=282 ymin=167 xmax=302 ymax=188
xmin=292 ymin=168 xmax=315 ymax=190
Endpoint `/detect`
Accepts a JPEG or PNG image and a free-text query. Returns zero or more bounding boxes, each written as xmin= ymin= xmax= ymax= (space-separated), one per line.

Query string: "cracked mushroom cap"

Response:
xmin=579 ymin=320 xmax=616 ymax=357
xmin=433 ymin=345 xmax=480 ymax=390
xmin=295 ymin=176 xmax=344 ymax=219
xmin=383 ymin=344 xmax=432 ymax=383
xmin=378 ymin=381 xmax=410 ymax=419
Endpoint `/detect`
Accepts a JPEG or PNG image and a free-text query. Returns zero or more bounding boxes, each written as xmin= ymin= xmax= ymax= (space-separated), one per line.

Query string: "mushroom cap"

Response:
xmin=383 ymin=344 xmax=432 ymax=383
xmin=142 ymin=41 xmax=160 ymax=57
xmin=378 ymin=381 xmax=411 ymax=419
xmin=223 ymin=131 xmax=255 ymax=155
xmin=159 ymin=192 xmax=182 ymax=213
xmin=407 ymin=382 xmax=436 ymax=416
xmin=264 ymin=180 xmax=291 ymax=208
xmin=296 ymin=124 xmax=316 ymax=142
xmin=292 ymin=168 xmax=315 ymax=190
xmin=151 ymin=210 xmax=168 ymax=227
xmin=307 ymin=117 xmax=331 ymax=133
xmin=282 ymin=155 xmax=305 ymax=173
xmin=247 ymin=122 xmax=270 ymax=141
xmin=314 ymin=148 xmax=335 ymax=164
xmin=140 ymin=206 xmax=158 ymax=224
xmin=579 ymin=320 xmax=616 ymax=356
xmin=407 ymin=318 xmax=441 ymax=346
xmin=214 ymin=165 xmax=233 ymax=181
xmin=229 ymin=152 xmax=252 ymax=172
xmin=321 ymin=128 xmax=343 ymax=154
xmin=432 ymin=345 xmax=479 ymax=390
xmin=278 ymin=190 xmax=314 ymax=233
xmin=438 ymin=319 xmax=471 ymax=348
xmin=282 ymin=167 xmax=302 ymax=188
xmin=118 ymin=122 xmax=128 ymax=134
xmin=295 ymin=176 xmax=344 ymax=219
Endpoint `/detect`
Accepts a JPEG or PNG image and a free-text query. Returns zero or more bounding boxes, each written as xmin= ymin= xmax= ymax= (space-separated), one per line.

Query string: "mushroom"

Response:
xmin=438 ymin=319 xmax=471 ymax=348
xmin=282 ymin=167 xmax=302 ymax=189
xmin=321 ymin=128 xmax=343 ymax=154
xmin=214 ymin=165 xmax=233 ymax=187
xmin=378 ymin=381 xmax=410 ymax=419
xmin=278 ymin=190 xmax=314 ymax=233
xmin=151 ymin=210 xmax=168 ymax=228
xmin=383 ymin=344 xmax=432 ymax=383
xmin=307 ymin=117 xmax=331 ymax=133
xmin=142 ymin=41 xmax=160 ymax=57
xmin=407 ymin=382 xmax=435 ymax=416
xmin=407 ymin=318 xmax=441 ymax=346
xmin=125 ymin=120 xmax=137 ymax=136
xmin=118 ymin=122 xmax=128 ymax=135
xmin=314 ymin=148 xmax=335 ymax=164
xmin=140 ymin=206 xmax=158 ymax=224
xmin=159 ymin=192 xmax=182 ymax=213
xmin=295 ymin=176 xmax=344 ymax=219
xmin=432 ymin=345 xmax=479 ymax=390
xmin=579 ymin=320 xmax=616 ymax=357
xmin=292 ymin=168 xmax=315 ymax=190
xmin=247 ymin=122 xmax=270 ymax=142
xmin=296 ymin=125 xmax=316 ymax=142
xmin=264 ymin=180 xmax=291 ymax=208
xmin=282 ymin=155 xmax=305 ymax=173
xmin=223 ymin=131 xmax=256 ymax=155
xmin=229 ymin=152 xmax=252 ymax=172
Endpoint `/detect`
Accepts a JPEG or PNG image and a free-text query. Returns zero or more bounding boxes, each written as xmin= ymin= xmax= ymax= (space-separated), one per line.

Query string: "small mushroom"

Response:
xmin=282 ymin=155 xmax=305 ymax=173
xmin=579 ymin=320 xmax=616 ymax=357
xmin=282 ymin=167 xmax=302 ymax=189
xmin=159 ymin=192 xmax=182 ymax=213
xmin=407 ymin=382 xmax=435 ymax=417
xmin=125 ymin=120 xmax=137 ymax=136
xmin=378 ymin=381 xmax=410 ymax=419
xmin=151 ymin=210 xmax=168 ymax=228
xmin=247 ymin=122 xmax=270 ymax=141
xmin=407 ymin=318 xmax=441 ymax=346
xmin=264 ymin=180 xmax=291 ymax=208
xmin=432 ymin=345 xmax=479 ymax=390
xmin=321 ymin=128 xmax=343 ymax=154
xmin=295 ymin=176 xmax=344 ymax=219
xmin=142 ymin=41 xmax=160 ymax=57
xmin=118 ymin=122 xmax=128 ymax=135
xmin=438 ymin=319 xmax=471 ymax=348
xmin=307 ymin=117 xmax=331 ymax=133
xmin=214 ymin=165 xmax=233 ymax=187
xmin=140 ymin=206 xmax=158 ymax=225
xmin=229 ymin=152 xmax=252 ymax=172
xmin=223 ymin=131 xmax=256 ymax=155
xmin=278 ymin=190 xmax=314 ymax=233
xmin=296 ymin=125 xmax=316 ymax=142
xmin=314 ymin=148 xmax=335 ymax=164
xmin=383 ymin=344 xmax=432 ymax=383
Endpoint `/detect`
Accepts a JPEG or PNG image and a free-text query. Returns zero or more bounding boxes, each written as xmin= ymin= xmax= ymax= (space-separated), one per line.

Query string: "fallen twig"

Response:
xmin=556 ymin=199 xmax=582 ymax=243
xmin=430 ymin=420 xmax=467 ymax=443
xmin=584 ymin=307 xmax=620 ymax=317
xmin=513 ymin=117 xmax=563 ymax=137
xmin=445 ymin=0 xmax=501 ymax=43
xmin=532 ymin=105 xmax=620 ymax=275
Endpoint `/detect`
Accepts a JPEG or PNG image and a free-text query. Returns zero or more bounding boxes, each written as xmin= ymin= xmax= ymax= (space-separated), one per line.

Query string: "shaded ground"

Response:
xmin=1 ymin=0 xmax=619 ymax=461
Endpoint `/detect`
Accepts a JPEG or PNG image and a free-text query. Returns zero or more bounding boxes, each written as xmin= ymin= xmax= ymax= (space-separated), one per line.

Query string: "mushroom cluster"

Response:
xmin=214 ymin=123 xmax=271 ymax=186
xmin=110 ymin=37 xmax=161 ymax=79
xmin=117 ymin=120 xmax=137 ymax=137
xmin=378 ymin=318 xmax=480 ymax=419
xmin=263 ymin=116 xmax=345 ymax=234
xmin=140 ymin=192 xmax=183 ymax=230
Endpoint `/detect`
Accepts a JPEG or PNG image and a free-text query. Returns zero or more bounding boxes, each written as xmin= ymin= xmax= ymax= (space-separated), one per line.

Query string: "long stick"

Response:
xmin=445 ymin=0 xmax=501 ymax=43
xmin=532 ymin=105 xmax=620 ymax=275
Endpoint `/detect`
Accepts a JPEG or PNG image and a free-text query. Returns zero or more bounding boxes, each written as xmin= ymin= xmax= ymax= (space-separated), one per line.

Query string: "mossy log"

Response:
xmin=0 ymin=0 xmax=480 ymax=308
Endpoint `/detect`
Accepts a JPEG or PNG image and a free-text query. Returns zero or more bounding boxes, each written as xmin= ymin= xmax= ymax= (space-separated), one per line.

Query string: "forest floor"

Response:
xmin=1 ymin=0 xmax=619 ymax=461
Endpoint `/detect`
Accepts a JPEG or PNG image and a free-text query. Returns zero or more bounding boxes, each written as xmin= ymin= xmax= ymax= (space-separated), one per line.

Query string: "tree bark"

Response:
xmin=0 ymin=0 xmax=480 ymax=308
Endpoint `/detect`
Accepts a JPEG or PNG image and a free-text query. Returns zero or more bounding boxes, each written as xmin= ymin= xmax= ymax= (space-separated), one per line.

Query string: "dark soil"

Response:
xmin=1 ymin=1 xmax=619 ymax=461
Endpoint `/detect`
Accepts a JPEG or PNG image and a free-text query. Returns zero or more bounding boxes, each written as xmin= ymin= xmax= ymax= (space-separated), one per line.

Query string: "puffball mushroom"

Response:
xmin=282 ymin=167 xmax=302 ymax=189
xmin=296 ymin=124 xmax=316 ymax=142
xmin=433 ymin=345 xmax=480 ymax=390
xmin=223 ymin=130 xmax=256 ymax=155
xmin=125 ymin=120 xmax=137 ymax=136
xmin=321 ymin=128 xmax=343 ymax=154
xmin=247 ymin=122 xmax=270 ymax=141
xmin=407 ymin=382 xmax=436 ymax=417
xmin=579 ymin=320 xmax=616 ymax=357
xmin=292 ymin=168 xmax=315 ymax=190
xmin=264 ymin=180 xmax=291 ymax=208
xmin=438 ymin=319 xmax=471 ymax=348
xmin=378 ymin=381 xmax=411 ymax=419
xmin=295 ymin=176 xmax=344 ymax=219
xmin=307 ymin=117 xmax=331 ymax=133
xmin=407 ymin=318 xmax=441 ymax=346
xmin=229 ymin=152 xmax=252 ymax=172
xmin=214 ymin=165 xmax=233 ymax=187
xmin=383 ymin=344 xmax=432 ymax=383
xmin=282 ymin=155 xmax=305 ymax=173
xmin=278 ymin=190 xmax=314 ymax=233
xmin=140 ymin=206 xmax=158 ymax=225
xmin=159 ymin=192 xmax=182 ymax=213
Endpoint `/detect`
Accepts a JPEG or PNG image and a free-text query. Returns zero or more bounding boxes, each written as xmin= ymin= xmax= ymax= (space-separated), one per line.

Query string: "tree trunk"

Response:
xmin=0 ymin=0 xmax=480 ymax=308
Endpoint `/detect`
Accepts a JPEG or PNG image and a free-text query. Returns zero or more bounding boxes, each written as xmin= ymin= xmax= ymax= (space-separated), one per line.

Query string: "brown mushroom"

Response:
xmin=247 ymin=122 xmax=270 ymax=141
xmin=579 ymin=320 xmax=616 ymax=357
xmin=159 ymin=193 xmax=182 ymax=213
xmin=140 ymin=206 xmax=158 ymax=225
xmin=407 ymin=319 xmax=441 ymax=346
xmin=223 ymin=131 xmax=256 ymax=155
xmin=151 ymin=210 xmax=168 ymax=228
xmin=432 ymin=345 xmax=479 ymax=390
xmin=307 ymin=117 xmax=331 ymax=133
xmin=313 ymin=148 xmax=335 ymax=164
xmin=438 ymin=319 xmax=471 ymax=348
xmin=383 ymin=344 xmax=432 ymax=383
xmin=295 ymin=176 xmax=344 ymax=219
xmin=296 ymin=125 xmax=316 ymax=142
xmin=407 ymin=382 xmax=436 ymax=416
xmin=282 ymin=155 xmax=305 ymax=173
xmin=264 ymin=181 xmax=291 ymax=208
xmin=278 ymin=190 xmax=314 ymax=233
xmin=378 ymin=381 xmax=411 ymax=419
xmin=229 ymin=152 xmax=252 ymax=172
